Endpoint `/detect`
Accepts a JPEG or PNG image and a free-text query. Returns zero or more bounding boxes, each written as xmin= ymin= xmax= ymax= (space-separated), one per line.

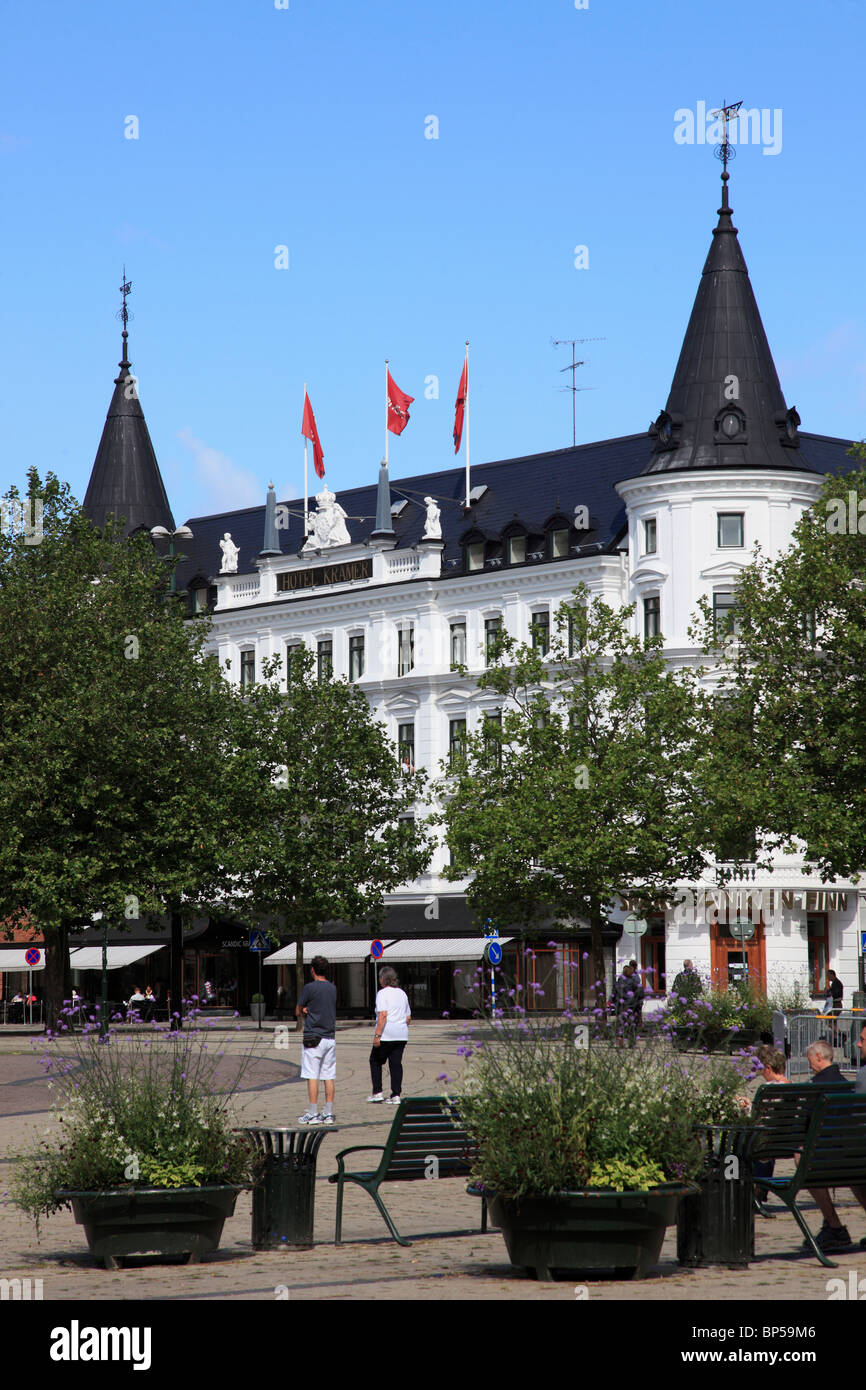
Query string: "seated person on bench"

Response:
xmin=803 ymin=1038 xmax=866 ymax=1253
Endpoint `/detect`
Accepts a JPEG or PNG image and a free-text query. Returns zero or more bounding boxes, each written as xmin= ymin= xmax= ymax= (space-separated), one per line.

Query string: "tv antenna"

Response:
xmin=553 ymin=337 xmax=604 ymax=446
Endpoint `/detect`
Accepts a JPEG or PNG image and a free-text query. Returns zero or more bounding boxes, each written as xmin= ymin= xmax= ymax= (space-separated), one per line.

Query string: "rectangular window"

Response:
xmin=317 ymin=638 xmax=333 ymax=682
xmin=531 ymin=610 xmax=550 ymax=655
xmin=193 ymin=587 xmax=208 ymax=613
xmin=448 ymin=717 xmax=467 ymax=769
xmin=466 ymin=541 xmax=484 ymax=572
xmin=397 ymin=627 xmax=415 ymax=676
xmin=484 ymin=617 xmax=502 ymax=665
xmin=349 ymin=634 xmax=365 ymax=681
xmin=397 ymin=722 xmax=415 ymax=774
xmin=450 ymin=621 xmax=467 ymax=667
xmin=717 ymin=513 xmax=744 ymax=548
xmin=643 ymin=518 xmax=657 ymax=554
xmin=800 ymin=611 xmax=816 ymax=645
xmin=644 ymin=595 xmax=661 ymax=640
xmin=240 ymin=650 xmax=255 ymax=690
xmin=712 ymin=591 xmax=741 ymax=638
xmin=285 ymin=643 xmax=302 ymax=684
xmin=550 ymin=528 xmax=570 ymax=559
xmin=483 ymin=711 xmax=502 ymax=767
xmin=506 ymin=535 xmax=526 ymax=566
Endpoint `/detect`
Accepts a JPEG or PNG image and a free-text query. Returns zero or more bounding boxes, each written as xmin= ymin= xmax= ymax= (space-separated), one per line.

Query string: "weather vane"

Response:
xmin=117 ymin=267 xmax=133 ymax=335
xmin=710 ymin=100 xmax=743 ymax=176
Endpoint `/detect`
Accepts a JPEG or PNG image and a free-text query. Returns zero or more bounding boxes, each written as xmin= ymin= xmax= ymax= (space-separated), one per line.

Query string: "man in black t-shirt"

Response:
xmin=803 ymin=1040 xmax=866 ymax=1251
xmin=296 ymin=957 xmax=337 ymax=1125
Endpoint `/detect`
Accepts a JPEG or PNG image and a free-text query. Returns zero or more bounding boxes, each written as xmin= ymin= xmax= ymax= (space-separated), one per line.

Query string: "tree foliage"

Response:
xmin=439 ymin=588 xmax=710 ymax=998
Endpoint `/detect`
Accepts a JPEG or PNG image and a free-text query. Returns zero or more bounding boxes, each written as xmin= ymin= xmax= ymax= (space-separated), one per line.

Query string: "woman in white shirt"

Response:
xmin=367 ymin=966 xmax=411 ymax=1104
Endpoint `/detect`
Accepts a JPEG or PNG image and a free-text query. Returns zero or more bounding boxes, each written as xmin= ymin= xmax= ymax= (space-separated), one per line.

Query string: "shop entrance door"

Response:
xmin=709 ymin=915 xmax=766 ymax=989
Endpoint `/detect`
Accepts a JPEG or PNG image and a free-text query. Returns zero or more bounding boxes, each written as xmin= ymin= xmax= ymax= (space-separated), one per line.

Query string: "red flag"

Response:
xmin=387 ymin=370 xmax=414 ymax=436
xmin=453 ymin=357 xmax=468 ymax=454
xmin=302 ymin=390 xmax=325 ymax=479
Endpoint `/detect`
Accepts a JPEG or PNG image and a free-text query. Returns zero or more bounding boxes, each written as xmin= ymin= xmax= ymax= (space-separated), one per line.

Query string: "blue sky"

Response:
xmin=2 ymin=0 xmax=865 ymax=527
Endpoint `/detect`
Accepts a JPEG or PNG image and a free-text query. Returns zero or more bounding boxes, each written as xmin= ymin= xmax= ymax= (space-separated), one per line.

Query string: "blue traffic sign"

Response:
xmin=248 ymin=930 xmax=269 ymax=953
xmin=371 ymin=940 xmax=384 ymax=960
xmin=24 ymin=947 xmax=41 ymax=967
xmin=862 ymin=931 xmax=866 ymax=956
xmin=485 ymin=941 xmax=502 ymax=966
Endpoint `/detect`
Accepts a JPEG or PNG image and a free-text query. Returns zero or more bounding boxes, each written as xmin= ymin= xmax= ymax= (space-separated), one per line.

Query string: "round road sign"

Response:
xmin=485 ymin=941 xmax=503 ymax=966
xmin=24 ymin=948 xmax=41 ymax=967
xmin=371 ymin=940 xmax=384 ymax=960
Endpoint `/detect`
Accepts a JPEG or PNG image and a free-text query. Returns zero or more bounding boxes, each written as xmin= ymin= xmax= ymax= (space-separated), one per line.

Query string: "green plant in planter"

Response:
xmin=454 ymin=1011 xmax=755 ymax=1200
xmin=250 ymin=994 xmax=265 ymax=1004
xmin=10 ymin=1013 xmax=261 ymax=1232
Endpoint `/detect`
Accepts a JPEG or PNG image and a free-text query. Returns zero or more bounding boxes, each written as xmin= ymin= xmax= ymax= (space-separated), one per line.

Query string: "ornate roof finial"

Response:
xmin=117 ymin=267 xmax=132 ymax=368
xmin=710 ymin=100 xmax=743 ymax=214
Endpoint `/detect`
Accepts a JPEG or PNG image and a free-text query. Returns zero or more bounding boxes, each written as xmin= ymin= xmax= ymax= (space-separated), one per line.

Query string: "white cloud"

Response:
xmin=177 ymin=427 xmax=262 ymax=512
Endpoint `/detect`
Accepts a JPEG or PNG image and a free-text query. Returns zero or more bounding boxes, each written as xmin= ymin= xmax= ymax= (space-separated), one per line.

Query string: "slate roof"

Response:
xmin=645 ymin=172 xmax=805 ymax=475
xmin=174 ymin=428 xmax=858 ymax=594
xmin=82 ymin=330 xmax=175 ymax=538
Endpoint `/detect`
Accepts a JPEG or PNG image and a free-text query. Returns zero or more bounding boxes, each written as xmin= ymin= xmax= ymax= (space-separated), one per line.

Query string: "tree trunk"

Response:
xmin=44 ymin=918 xmax=72 ymax=1032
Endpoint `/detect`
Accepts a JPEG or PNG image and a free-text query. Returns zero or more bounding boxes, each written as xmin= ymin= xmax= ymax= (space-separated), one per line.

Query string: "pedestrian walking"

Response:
xmin=367 ymin=966 xmax=411 ymax=1104
xmin=297 ymin=956 xmax=337 ymax=1125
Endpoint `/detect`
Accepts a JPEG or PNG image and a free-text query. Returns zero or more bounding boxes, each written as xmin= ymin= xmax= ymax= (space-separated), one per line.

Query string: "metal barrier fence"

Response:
xmin=787 ymin=1010 xmax=866 ymax=1080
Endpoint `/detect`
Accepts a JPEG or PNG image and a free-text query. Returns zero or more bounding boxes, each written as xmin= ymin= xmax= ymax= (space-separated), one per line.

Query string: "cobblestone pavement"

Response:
xmin=0 ymin=1022 xmax=863 ymax=1302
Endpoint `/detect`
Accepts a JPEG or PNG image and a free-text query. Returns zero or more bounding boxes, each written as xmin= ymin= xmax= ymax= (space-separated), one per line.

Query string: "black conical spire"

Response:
xmin=82 ymin=273 xmax=175 ymax=536
xmin=644 ymin=166 xmax=802 ymax=474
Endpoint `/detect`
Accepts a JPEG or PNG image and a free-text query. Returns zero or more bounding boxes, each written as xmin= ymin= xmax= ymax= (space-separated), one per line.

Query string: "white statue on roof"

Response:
xmin=219 ymin=532 xmax=239 ymax=573
xmin=303 ymin=484 xmax=352 ymax=550
xmin=422 ymin=496 xmax=441 ymax=540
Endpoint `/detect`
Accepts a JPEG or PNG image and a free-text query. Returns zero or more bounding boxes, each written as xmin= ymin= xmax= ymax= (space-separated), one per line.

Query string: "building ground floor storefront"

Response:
xmin=2 ymin=879 xmax=864 ymax=1022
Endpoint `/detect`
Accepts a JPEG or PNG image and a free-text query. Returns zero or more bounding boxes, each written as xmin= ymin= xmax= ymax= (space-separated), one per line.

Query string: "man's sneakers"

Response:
xmin=297 ymin=1111 xmax=320 ymax=1125
xmin=366 ymin=1093 xmax=385 ymax=1103
xmin=802 ymin=1222 xmax=852 ymax=1252
xmin=385 ymin=1095 xmax=402 ymax=1104
xmin=319 ymin=1112 xmax=335 ymax=1124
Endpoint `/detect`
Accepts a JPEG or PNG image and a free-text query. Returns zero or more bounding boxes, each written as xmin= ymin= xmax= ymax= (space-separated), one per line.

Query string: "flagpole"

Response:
xmin=303 ymin=383 xmax=309 ymax=540
xmin=385 ymin=359 xmax=389 ymax=467
xmin=464 ymin=341 xmax=470 ymax=508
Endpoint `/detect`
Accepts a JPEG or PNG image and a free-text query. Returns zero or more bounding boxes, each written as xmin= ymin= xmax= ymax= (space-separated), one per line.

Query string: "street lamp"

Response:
xmin=150 ymin=525 xmax=194 ymax=595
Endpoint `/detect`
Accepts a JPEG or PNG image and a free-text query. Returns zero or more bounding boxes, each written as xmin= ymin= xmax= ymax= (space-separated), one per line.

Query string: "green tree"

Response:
xmin=439 ymin=587 xmax=710 ymax=1002
xmin=0 ymin=472 xmax=270 ymax=1029
xmin=239 ymin=648 xmax=432 ymax=1023
xmin=693 ymin=450 xmax=866 ymax=882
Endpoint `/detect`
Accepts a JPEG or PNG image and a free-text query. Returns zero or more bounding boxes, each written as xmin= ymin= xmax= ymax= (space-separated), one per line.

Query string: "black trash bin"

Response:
xmin=677 ymin=1125 xmax=756 ymax=1268
xmin=243 ymin=1128 xmax=329 ymax=1250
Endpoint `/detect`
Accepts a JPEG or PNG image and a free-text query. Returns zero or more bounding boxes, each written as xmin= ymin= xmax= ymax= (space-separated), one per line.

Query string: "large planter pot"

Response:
xmin=485 ymin=1185 xmax=695 ymax=1281
xmin=250 ymin=1001 xmax=266 ymax=1023
xmin=57 ymin=1186 xmax=242 ymax=1269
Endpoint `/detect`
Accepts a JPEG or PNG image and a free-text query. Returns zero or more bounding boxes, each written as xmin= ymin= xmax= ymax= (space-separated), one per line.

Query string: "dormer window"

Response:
xmin=465 ymin=541 xmax=485 ymax=573
xmin=714 ymin=406 xmax=747 ymax=443
xmin=506 ymin=535 xmax=526 ymax=566
xmin=549 ymin=528 xmax=570 ymax=559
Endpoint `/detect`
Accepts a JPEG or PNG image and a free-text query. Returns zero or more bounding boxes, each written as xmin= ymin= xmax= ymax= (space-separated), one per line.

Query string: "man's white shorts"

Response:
xmin=300 ymin=1037 xmax=337 ymax=1080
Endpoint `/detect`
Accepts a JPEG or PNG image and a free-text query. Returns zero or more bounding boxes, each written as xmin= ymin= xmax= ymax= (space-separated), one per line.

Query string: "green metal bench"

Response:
xmin=328 ymin=1095 xmax=486 ymax=1246
xmin=751 ymin=1082 xmax=863 ymax=1267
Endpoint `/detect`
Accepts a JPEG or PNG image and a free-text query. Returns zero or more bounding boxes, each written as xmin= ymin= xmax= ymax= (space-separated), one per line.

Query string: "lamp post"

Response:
xmin=150 ymin=526 xmax=194 ymax=1031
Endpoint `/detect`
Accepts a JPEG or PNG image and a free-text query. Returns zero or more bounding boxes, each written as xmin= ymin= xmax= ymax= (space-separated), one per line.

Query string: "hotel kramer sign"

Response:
xmin=277 ymin=556 xmax=373 ymax=593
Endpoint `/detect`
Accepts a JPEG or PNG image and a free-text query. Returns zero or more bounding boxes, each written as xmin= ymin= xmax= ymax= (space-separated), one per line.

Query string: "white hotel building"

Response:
xmin=81 ymin=172 xmax=864 ymax=1017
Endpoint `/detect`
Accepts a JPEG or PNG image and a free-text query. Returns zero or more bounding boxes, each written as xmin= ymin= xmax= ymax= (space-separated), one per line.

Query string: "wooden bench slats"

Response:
xmin=328 ymin=1095 xmax=485 ymax=1246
